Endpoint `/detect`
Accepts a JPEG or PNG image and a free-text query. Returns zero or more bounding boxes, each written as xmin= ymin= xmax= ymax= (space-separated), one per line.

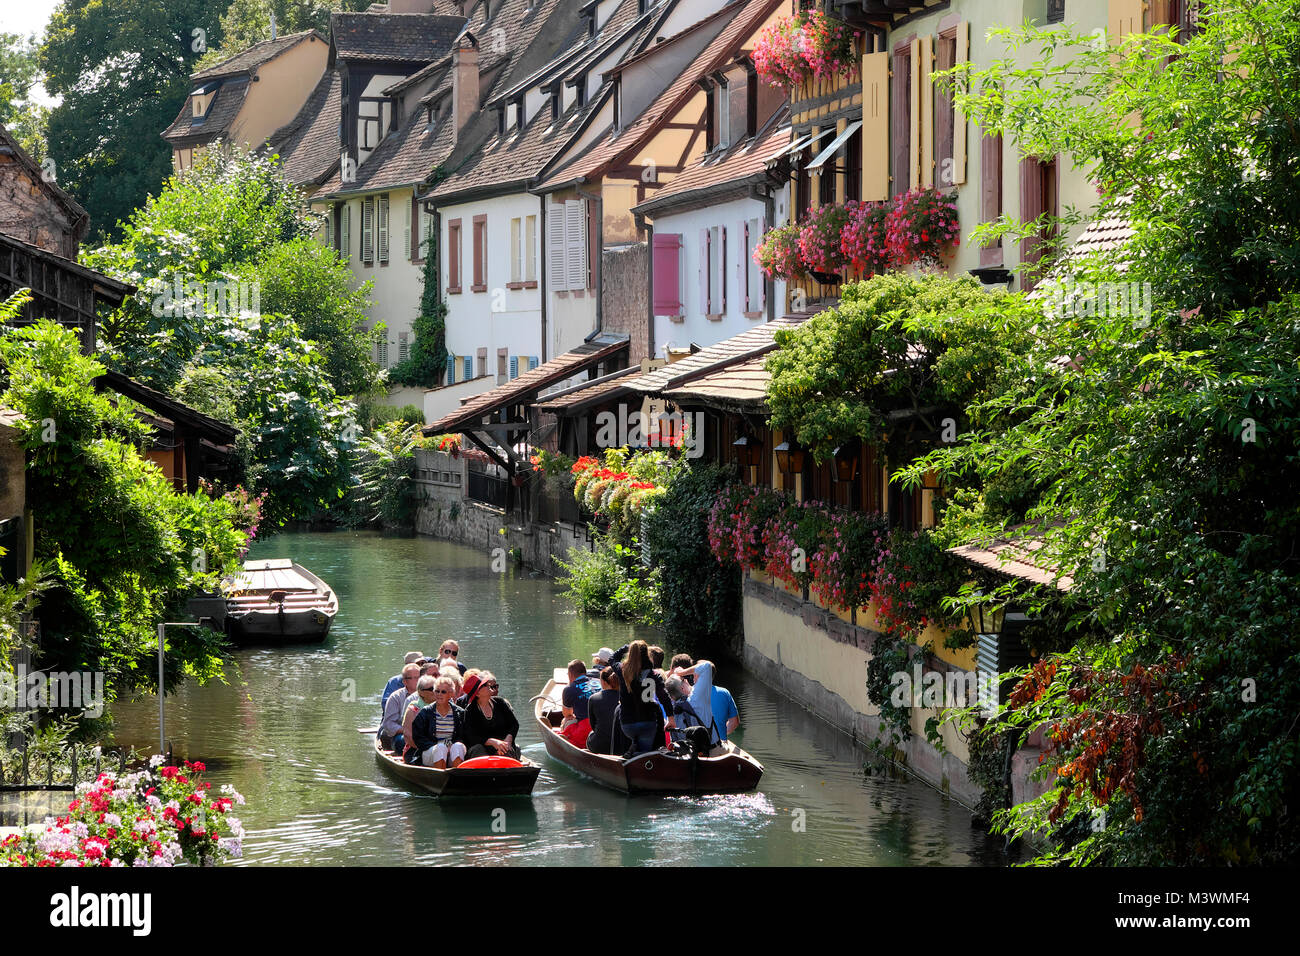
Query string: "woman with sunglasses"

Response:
xmin=461 ymin=671 xmax=520 ymax=760
xmin=408 ymin=675 xmax=468 ymax=768
xmin=438 ymin=640 xmax=467 ymax=675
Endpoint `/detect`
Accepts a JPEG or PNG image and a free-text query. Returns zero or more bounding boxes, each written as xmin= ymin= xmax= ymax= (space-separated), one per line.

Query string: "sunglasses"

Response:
xmin=434 ymin=689 xmax=450 ymax=695
xmin=441 ymin=649 xmax=458 ymax=656
xmin=483 ymin=681 xmax=499 ymax=690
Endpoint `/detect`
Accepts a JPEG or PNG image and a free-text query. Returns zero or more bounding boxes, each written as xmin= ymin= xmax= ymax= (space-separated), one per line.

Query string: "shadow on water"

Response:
xmin=103 ymin=530 xmax=1007 ymax=866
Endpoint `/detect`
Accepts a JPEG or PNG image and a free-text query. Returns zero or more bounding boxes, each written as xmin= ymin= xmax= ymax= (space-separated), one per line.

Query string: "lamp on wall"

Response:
xmin=774 ymin=438 xmax=805 ymax=476
xmin=832 ymin=440 xmax=860 ymax=483
xmin=972 ymin=592 xmax=1006 ymax=635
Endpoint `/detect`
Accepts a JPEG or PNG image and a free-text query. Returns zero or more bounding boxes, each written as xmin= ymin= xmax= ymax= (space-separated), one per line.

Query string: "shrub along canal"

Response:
xmin=110 ymin=531 xmax=1004 ymax=865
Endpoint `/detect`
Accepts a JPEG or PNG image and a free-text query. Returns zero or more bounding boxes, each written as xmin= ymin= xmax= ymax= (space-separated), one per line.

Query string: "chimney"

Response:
xmin=452 ymin=36 xmax=479 ymax=142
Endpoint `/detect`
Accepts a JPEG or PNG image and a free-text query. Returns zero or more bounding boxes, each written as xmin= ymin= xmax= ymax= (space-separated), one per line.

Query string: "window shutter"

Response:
xmin=720 ymin=226 xmax=727 ymax=314
xmin=549 ymin=204 xmax=566 ymax=290
xmin=362 ymin=198 xmax=374 ymax=264
xmin=1019 ymin=156 xmax=1047 ymax=288
xmin=862 ymin=51 xmax=890 ymax=201
xmin=757 ymin=215 xmax=767 ymax=310
xmin=740 ymin=220 xmax=749 ymax=311
xmin=419 ymin=210 xmax=430 ymax=259
xmin=325 ymin=214 xmax=333 ymax=250
xmin=342 ymin=205 xmax=351 ymax=260
xmin=1108 ymin=0 xmax=1145 ymax=44
xmin=473 ymin=218 xmax=485 ymax=289
xmin=919 ymin=35 xmax=934 ymax=189
xmin=378 ymin=195 xmax=390 ymax=263
xmin=404 ymin=198 xmax=412 ymax=259
xmin=526 ymin=215 xmax=537 ymax=282
xmin=565 ymin=200 xmax=585 ymax=291
xmin=652 ymin=233 xmax=682 ymax=316
xmin=510 ymin=355 xmax=519 ymax=379
xmin=463 ymin=356 xmax=473 ymax=380
xmin=530 ymin=356 xmax=538 ymax=372
xmin=909 ymin=37 xmax=921 ymax=191
xmin=699 ymin=228 xmax=709 ymax=314
xmin=892 ymin=47 xmax=911 ymax=197
xmin=980 ymin=130 xmax=1004 ymax=266
xmin=446 ymin=355 xmax=456 ymax=383
xmin=952 ymin=23 xmax=969 ymax=185
xmin=449 ymin=222 xmax=461 ymax=288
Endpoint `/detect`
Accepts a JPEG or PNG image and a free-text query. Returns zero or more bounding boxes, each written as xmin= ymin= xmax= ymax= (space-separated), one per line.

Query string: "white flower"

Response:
xmin=149 ymin=754 xmax=166 ymax=768
xmin=146 ymin=795 xmax=161 ymax=809
xmin=103 ymin=813 xmax=122 ymax=828
xmin=217 ymin=837 xmax=242 ymax=859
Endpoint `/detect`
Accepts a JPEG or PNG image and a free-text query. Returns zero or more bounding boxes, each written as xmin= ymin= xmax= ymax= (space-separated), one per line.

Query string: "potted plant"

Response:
xmin=753 ymin=223 xmax=806 ymax=280
xmin=885 ymin=188 xmax=961 ymax=267
xmin=798 ymin=203 xmax=850 ymax=281
xmin=841 ymin=199 xmax=893 ymax=277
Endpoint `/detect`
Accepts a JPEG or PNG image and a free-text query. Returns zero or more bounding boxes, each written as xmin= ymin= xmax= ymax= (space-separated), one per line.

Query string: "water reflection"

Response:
xmin=105 ymin=531 xmax=1003 ymax=867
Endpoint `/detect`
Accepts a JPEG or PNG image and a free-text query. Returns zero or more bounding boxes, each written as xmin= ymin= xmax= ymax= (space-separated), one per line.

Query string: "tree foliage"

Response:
xmin=388 ymin=227 xmax=447 ymax=388
xmin=0 ymin=32 xmax=48 ymax=160
xmin=40 ymin=0 xmax=229 ymax=241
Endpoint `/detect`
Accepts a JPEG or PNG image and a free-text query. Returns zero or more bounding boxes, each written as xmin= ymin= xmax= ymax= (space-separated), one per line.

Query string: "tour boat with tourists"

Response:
xmin=532 ymin=669 xmax=764 ymax=795
xmin=189 ymin=558 xmax=338 ymax=644
xmin=371 ymin=737 xmax=542 ymax=797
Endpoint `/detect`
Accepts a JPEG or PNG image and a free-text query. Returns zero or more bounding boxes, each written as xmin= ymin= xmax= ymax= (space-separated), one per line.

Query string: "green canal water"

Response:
xmin=109 ymin=531 xmax=1005 ymax=866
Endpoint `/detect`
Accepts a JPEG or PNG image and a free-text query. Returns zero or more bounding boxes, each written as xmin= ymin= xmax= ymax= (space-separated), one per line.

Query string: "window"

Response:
xmin=497 ymin=348 xmax=508 ymax=385
xmin=741 ymin=217 xmax=765 ymax=316
xmin=891 ymin=44 xmax=911 ymax=197
xmin=715 ymin=79 xmax=729 ymax=150
xmin=652 ymin=233 xmax=682 ymax=318
xmin=525 ymin=215 xmax=537 ymax=284
xmin=417 ymin=209 xmax=431 ymax=262
xmin=398 ymin=331 xmax=410 ymax=364
xmin=699 ymin=226 xmax=726 ymax=317
xmin=1046 ymin=0 xmax=1066 ymax=22
xmin=448 ymin=219 xmax=463 ymax=293
xmin=378 ymin=194 xmax=390 ymax=264
xmin=935 ymin=22 xmax=970 ymax=189
xmin=361 ymin=197 xmax=375 ymax=265
xmin=510 ymin=217 xmax=522 ymax=283
xmin=477 ymin=348 xmax=487 ymax=378
xmin=472 ymin=214 xmax=487 ymax=292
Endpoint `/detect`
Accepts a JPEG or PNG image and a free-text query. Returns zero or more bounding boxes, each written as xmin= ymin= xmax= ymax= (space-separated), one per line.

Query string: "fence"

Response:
xmin=536 ymin=485 xmax=581 ymax=526
xmin=467 ymin=469 xmax=509 ymax=510
xmin=0 ymin=738 xmax=133 ymax=793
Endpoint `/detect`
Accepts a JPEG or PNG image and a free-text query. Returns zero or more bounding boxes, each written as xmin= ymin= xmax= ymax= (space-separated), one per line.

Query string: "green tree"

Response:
xmin=901 ymin=1 xmax=1300 ymax=864
xmin=0 ymin=32 xmax=48 ymax=160
xmin=40 ymin=0 xmax=229 ymax=241
xmin=388 ymin=229 xmax=447 ymax=388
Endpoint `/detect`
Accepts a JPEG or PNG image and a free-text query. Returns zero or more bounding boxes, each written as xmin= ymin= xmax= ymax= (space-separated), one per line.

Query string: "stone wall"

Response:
xmin=601 ymin=241 xmax=649 ymax=366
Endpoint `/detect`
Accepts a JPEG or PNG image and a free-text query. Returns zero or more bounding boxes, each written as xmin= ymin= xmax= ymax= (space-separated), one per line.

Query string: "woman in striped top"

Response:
xmin=409 ymin=675 xmax=468 ymax=768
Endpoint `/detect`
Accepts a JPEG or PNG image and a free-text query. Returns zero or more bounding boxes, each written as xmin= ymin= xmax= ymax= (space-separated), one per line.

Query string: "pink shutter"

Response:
xmin=720 ymin=226 xmax=727 ymax=314
xmin=980 ymin=131 xmax=1003 ymax=267
xmin=758 ymin=215 xmax=767 ymax=310
xmin=1019 ymin=156 xmax=1045 ymax=289
xmin=652 ymin=233 xmax=682 ymax=316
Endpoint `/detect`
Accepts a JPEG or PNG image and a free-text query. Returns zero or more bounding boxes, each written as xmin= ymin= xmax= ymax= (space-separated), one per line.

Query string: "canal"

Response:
xmin=110 ymin=531 xmax=1004 ymax=866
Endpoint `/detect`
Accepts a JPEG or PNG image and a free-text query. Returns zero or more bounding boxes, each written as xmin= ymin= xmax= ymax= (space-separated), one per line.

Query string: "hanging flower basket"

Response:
xmin=840 ymin=199 xmax=893 ymax=277
xmin=753 ymin=223 xmax=806 ymax=280
xmin=884 ymin=188 xmax=961 ymax=267
xmin=798 ymin=203 xmax=850 ymax=276
xmin=754 ymin=11 xmax=859 ymax=90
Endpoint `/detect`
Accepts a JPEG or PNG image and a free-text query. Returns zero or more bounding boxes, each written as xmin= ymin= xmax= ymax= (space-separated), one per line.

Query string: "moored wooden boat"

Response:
xmin=220 ymin=558 xmax=338 ymax=644
xmin=533 ymin=670 xmax=763 ymax=795
xmin=372 ymin=738 xmax=541 ymax=797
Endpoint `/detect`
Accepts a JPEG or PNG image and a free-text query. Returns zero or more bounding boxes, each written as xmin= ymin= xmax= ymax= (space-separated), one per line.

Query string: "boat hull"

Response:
xmin=220 ymin=559 xmax=338 ymax=646
xmin=533 ymin=678 xmax=763 ymax=795
xmin=373 ymin=740 xmax=541 ymax=797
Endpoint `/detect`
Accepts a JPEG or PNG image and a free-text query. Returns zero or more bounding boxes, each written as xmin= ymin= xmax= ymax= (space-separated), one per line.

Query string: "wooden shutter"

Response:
xmin=341 ymin=205 xmax=350 ymax=259
xmin=862 ymin=51 xmax=890 ymax=201
xmin=1019 ymin=156 xmax=1051 ymax=289
xmin=510 ymin=355 xmax=519 ymax=379
xmin=953 ymin=23 xmax=969 ymax=185
xmin=1109 ymin=0 xmax=1146 ymax=44
xmin=920 ymin=35 xmax=934 ymax=189
xmin=909 ymin=37 xmax=921 ymax=191
xmin=720 ymin=226 xmax=727 ymax=314
xmin=404 ymin=197 xmax=412 ymax=259
xmin=652 ymin=233 xmax=682 ymax=316
xmin=980 ymin=130 xmax=1003 ymax=267
xmin=892 ymin=46 xmax=910 ymax=197
xmin=463 ymin=356 xmax=472 ymax=380
xmin=757 ymin=215 xmax=767 ymax=310
xmin=699 ymin=228 xmax=710 ymax=314
xmin=361 ymin=198 xmax=373 ymax=264
xmin=448 ymin=220 xmax=461 ymax=290
xmin=529 ymin=356 xmax=538 ymax=372
xmin=378 ymin=195 xmax=390 ymax=263
xmin=739 ymin=220 xmax=749 ymax=312
xmin=446 ymin=354 xmax=456 ymax=383
xmin=549 ymin=204 xmax=566 ymax=291
xmin=565 ymin=200 xmax=585 ymax=291
xmin=472 ymin=215 xmax=486 ymax=290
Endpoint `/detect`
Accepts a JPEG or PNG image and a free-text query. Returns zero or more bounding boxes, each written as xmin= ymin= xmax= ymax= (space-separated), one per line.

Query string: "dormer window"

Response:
xmin=574 ymin=75 xmax=588 ymax=107
xmin=549 ymin=86 xmax=560 ymax=124
xmin=714 ymin=76 xmax=729 ymax=150
xmin=498 ymin=105 xmax=507 ymax=138
xmin=191 ymin=83 xmax=216 ymax=119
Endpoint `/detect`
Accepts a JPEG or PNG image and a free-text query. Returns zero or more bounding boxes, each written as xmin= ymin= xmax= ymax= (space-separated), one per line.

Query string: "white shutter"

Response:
xmin=378 ymin=195 xmax=390 ymax=263
xmin=418 ymin=210 xmax=430 ymax=258
xmin=699 ymin=228 xmax=708 ymax=314
xmin=565 ymin=200 xmax=585 ymax=291
xmin=404 ymin=198 xmax=412 ymax=259
xmin=549 ymin=203 xmax=566 ymax=290
xmin=739 ymin=220 xmax=748 ymax=311
xmin=342 ymin=205 xmax=351 ymax=261
xmin=361 ymin=198 xmax=374 ymax=263
xmin=525 ymin=215 xmax=537 ymax=281
xmin=720 ymin=226 xmax=727 ymax=314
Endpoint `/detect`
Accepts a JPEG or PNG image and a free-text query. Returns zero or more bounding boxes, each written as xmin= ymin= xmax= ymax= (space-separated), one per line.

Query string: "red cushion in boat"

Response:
xmin=457 ymin=756 xmax=523 ymax=769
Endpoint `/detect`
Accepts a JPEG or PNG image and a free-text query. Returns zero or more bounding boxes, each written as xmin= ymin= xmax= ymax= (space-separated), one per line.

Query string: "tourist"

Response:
xmin=587 ymin=647 xmax=614 ymax=680
xmin=648 ymin=645 xmax=666 ymax=671
xmin=400 ymin=675 xmax=439 ymax=760
xmin=381 ymin=652 xmax=425 ymax=709
xmin=559 ymin=659 xmax=596 ymax=747
xmin=609 ymin=642 xmax=675 ymax=729
xmin=409 ymin=675 xmax=467 ymax=768
xmin=665 ymin=675 xmax=704 ymax=737
xmin=454 ymin=668 xmax=481 ymax=707
xmin=439 ymin=665 xmax=463 ymax=699
xmin=670 ymin=655 xmax=740 ymax=742
xmin=616 ymin=640 xmax=668 ymax=756
xmin=462 ymin=671 xmax=520 ymax=759
xmin=585 ymin=667 xmax=626 ymax=755
xmin=380 ymin=663 xmax=420 ymax=752
xmin=439 ymin=639 xmax=467 ymax=675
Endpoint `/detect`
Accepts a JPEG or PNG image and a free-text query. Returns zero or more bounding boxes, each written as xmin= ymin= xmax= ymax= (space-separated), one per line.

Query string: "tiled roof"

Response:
xmin=633 ymin=108 xmax=790 ymax=215
xmin=1062 ymin=212 xmax=1136 ymax=266
xmin=264 ymin=70 xmax=341 ymax=188
xmin=948 ymin=528 xmax=1073 ymax=591
xmin=319 ymin=100 xmax=456 ymax=196
xmin=192 ymin=30 xmax=323 ymax=80
xmin=330 ymin=13 xmax=467 ymax=63
xmin=535 ymin=0 xmax=782 ymax=192
xmin=424 ymin=335 xmax=630 ymax=435
xmin=161 ymin=77 xmax=250 ymax=146
xmin=535 ymin=365 xmax=642 ymax=412
xmin=660 ymin=353 xmax=769 ymax=407
xmin=623 ymin=316 xmax=804 ymax=394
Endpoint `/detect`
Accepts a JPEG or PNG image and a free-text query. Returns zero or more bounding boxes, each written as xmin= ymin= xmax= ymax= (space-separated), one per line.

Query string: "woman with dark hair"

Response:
xmin=461 ymin=671 xmax=521 ymax=759
xmin=616 ymin=640 xmax=668 ymax=757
